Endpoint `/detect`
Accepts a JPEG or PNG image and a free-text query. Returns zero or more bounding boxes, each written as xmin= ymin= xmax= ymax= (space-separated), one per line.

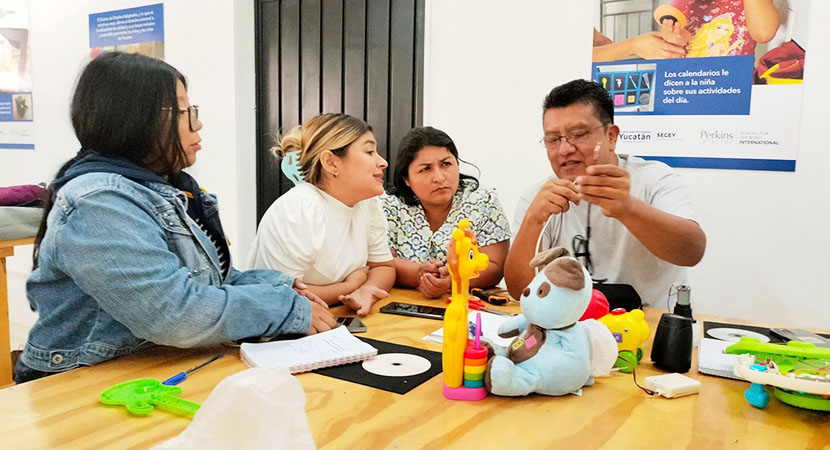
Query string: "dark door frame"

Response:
xmin=254 ymin=0 xmax=425 ymax=222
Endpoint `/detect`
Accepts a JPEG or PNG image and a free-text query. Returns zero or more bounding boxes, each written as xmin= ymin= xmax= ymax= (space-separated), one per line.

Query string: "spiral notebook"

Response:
xmin=240 ymin=326 xmax=378 ymax=373
xmin=697 ymin=338 xmax=744 ymax=381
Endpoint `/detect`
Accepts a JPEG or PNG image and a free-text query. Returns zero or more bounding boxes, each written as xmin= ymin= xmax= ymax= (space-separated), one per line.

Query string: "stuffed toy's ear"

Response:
xmin=529 ymin=247 xmax=570 ymax=270
xmin=543 ymin=257 xmax=585 ymax=291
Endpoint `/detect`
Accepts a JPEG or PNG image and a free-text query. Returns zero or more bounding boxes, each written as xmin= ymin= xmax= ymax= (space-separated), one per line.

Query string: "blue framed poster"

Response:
xmin=89 ymin=3 xmax=164 ymax=59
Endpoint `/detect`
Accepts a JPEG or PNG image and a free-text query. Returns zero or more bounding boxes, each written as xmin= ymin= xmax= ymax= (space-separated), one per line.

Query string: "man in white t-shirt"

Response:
xmin=504 ymin=79 xmax=706 ymax=306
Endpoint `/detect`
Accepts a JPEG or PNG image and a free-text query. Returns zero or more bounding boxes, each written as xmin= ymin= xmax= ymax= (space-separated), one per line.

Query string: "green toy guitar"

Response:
xmin=100 ymin=378 xmax=201 ymax=417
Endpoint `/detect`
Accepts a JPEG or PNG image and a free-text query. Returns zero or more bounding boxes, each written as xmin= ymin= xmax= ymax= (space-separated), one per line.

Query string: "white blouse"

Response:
xmin=247 ymin=183 xmax=392 ymax=285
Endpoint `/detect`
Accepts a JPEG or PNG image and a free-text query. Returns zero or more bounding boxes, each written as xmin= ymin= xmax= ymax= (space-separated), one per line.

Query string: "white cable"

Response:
xmin=533 ymin=215 xmax=554 ymax=275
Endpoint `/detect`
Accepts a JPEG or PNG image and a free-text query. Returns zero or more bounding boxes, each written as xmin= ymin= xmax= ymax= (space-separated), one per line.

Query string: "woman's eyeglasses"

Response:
xmin=163 ymin=105 xmax=200 ymax=131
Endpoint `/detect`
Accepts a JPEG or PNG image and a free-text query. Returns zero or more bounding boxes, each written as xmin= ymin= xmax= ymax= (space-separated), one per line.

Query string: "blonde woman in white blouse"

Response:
xmin=248 ymin=114 xmax=395 ymax=316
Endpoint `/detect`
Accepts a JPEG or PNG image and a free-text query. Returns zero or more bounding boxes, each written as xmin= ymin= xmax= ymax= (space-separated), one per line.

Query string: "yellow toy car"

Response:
xmin=598 ymin=308 xmax=650 ymax=373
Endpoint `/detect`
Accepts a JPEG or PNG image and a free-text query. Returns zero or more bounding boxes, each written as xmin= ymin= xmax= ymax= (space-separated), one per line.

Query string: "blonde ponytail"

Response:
xmin=273 ymin=114 xmax=372 ymax=186
xmin=272 ymin=125 xmax=303 ymax=158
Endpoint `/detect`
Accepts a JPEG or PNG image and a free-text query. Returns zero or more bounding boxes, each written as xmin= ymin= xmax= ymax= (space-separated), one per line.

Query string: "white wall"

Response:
xmin=682 ymin=1 xmax=830 ymax=329
xmin=424 ymin=0 xmax=593 ymax=228
xmin=0 ymin=0 xmax=256 ymax=348
xmin=425 ymin=1 xmax=829 ymax=329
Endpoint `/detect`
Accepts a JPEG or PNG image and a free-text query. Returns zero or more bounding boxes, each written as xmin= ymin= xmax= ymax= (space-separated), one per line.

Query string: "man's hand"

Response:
xmin=631 ymin=31 xmax=686 ymax=59
xmin=575 ymin=165 xmax=632 ymax=219
xmin=524 ymin=179 xmax=581 ymax=225
xmin=419 ymin=272 xmax=451 ymax=298
xmin=338 ymin=285 xmax=389 ymax=316
xmin=306 ymin=298 xmax=336 ymax=335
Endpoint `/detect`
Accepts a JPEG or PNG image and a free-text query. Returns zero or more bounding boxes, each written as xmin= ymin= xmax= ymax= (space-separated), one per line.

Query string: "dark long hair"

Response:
xmin=33 ymin=52 xmax=187 ymax=268
xmin=389 ymin=126 xmax=479 ymax=206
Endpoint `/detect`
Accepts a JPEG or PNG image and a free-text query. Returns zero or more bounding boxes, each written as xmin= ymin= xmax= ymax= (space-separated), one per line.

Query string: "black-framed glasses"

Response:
xmin=540 ymin=123 xmax=607 ymax=150
xmin=164 ymin=105 xmax=200 ymax=131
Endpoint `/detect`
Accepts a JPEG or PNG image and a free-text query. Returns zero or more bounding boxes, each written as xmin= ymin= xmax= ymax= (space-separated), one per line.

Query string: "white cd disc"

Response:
xmin=361 ymin=353 xmax=432 ymax=377
xmin=706 ymin=327 xmax=770 ymax=343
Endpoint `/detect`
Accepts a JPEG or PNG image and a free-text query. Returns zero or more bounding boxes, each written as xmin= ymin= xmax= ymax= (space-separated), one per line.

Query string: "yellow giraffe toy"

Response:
xmin=443 ymin=219 xmax=489 ymax=399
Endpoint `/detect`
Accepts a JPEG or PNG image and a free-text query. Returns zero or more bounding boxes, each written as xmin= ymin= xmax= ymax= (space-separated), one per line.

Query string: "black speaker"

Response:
xmin=651 ymin=313 xmax=693 ymax=373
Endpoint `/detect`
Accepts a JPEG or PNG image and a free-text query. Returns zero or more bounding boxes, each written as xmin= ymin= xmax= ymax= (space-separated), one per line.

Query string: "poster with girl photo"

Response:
xmin=590 ymin=0 xmax=810 ymax=171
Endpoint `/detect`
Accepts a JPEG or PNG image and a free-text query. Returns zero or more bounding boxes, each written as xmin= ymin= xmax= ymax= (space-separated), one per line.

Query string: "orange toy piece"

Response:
xmin=653 ymin=5 xmax=687 ymax=29
xmin=442 ymin=220 xmax=489 ymax=392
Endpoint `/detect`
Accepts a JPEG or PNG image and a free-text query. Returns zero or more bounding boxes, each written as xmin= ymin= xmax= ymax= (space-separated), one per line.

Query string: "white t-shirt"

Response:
xmin=513 ymin=155 xmax=696 ymax=307
xmin=247 ymin=183 xmax=392 ymax=285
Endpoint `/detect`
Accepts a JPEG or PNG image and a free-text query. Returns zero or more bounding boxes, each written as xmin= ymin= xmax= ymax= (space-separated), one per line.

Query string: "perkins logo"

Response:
xmin=620 ymin=131 xmax=652 ymax=141
xmin=699 ymin=130 xmax=736 ymax=145
xmin=700 ymin=130 xmax=734 ymax=140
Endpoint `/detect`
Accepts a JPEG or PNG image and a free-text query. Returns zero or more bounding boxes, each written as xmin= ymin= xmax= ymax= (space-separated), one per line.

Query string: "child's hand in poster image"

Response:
xmin=591 ymin=28 xmax=685 ymax=62
xmin=659 ymin=18 xmax=691 ymax=48
xmin=630 ymin=31 xmax=686 ymax=60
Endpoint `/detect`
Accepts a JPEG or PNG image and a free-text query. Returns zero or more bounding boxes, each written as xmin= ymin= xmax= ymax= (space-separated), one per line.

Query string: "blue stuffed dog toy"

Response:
xmin=485 ymin=247 xmax=594 ymax=396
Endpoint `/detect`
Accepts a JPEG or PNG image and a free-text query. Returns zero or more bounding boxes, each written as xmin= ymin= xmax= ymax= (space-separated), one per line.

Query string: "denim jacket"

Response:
xmin=20 ymin=168 xmax=311 ymax=376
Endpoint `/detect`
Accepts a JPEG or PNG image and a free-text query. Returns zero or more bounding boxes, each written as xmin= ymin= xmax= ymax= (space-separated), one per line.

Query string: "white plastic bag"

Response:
xmin=582 ymin=319 xmax=620 ymax=378
xmin=152 ymin=367 xmax=315 ymax=450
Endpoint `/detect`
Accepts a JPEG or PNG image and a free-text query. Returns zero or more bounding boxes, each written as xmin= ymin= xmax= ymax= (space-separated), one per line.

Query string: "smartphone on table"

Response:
xmin=379 ymin=302 xmax=446 ymax=320
xmin=336 ymin=316 xmax=367 ymax=333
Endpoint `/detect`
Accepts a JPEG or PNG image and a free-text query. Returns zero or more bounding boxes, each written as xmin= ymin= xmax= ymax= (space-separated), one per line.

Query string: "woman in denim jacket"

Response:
xmin=15 ymin=52 xmax=336 ymax=383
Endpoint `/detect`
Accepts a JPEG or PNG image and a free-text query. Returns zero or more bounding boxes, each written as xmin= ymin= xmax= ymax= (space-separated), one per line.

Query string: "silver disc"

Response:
xmin=361 ymin=353 xmax=432 ymax=377
xmin=706 ymin=327 xmax=770 ymax=343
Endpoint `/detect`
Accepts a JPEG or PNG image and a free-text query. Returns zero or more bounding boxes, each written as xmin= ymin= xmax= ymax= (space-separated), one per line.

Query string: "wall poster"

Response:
xmin=592 ymin=0 xmax=809 ymax=171
xmin=89 ymin=3 xmax=164 ymax=59
xmin=0 ymin=0 xmax=33 ymax=150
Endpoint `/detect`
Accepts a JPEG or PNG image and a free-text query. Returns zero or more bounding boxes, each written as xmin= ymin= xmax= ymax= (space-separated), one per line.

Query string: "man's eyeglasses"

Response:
xmin=164 ymin=105 xmax=200 ymax=131
xmin=540 ymin=123 xmax=607 ymax=150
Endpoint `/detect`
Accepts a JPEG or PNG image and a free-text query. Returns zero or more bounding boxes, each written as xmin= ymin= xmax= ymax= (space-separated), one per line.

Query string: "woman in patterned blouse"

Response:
xmin=381 ymin=127 xmax=511 ymax=298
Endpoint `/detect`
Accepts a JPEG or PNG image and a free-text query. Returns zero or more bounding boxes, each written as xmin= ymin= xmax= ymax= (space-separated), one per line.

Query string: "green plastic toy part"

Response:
xmin=773 ymin=388 xmax=830 ymax=412
xmin=100 ymin=378 xmax=201 ymax=417
xmin=724 ymin=337 xmax=830 ymax=376
xmin=727 ymin=337 xmax=830 ymax=411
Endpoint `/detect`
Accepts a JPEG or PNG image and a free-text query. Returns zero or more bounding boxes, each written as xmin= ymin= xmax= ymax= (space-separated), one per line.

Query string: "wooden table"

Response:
xmin=0 ymin=236 xmax=34 ymax=387
xmin=0 ymin=289 xmax=827 ymax=449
